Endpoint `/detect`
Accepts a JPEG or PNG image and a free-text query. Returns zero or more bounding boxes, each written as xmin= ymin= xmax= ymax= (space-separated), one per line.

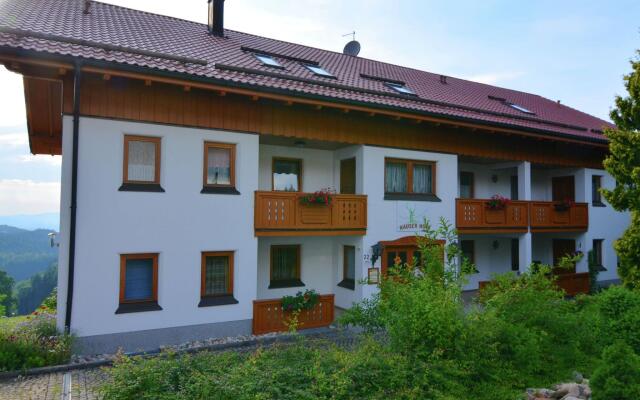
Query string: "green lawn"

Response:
xmin=0 ymin=315 xmax=28 ymax=332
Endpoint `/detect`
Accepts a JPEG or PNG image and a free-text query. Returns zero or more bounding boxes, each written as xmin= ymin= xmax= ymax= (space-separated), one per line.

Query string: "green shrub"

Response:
xmin=0 ymin=309 xmax=72 ymax=371
xmin=591 ymin=341 xmax=640 ymax=400
xmin=101 ymin=338 xmax=416 ymax=400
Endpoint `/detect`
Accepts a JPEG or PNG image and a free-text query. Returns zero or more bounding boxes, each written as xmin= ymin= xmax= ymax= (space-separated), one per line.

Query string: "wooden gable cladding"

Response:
xmin=75 ymin=73 xmax=606 ymax=168
xmin=23 ymin=76 xmax=63 ymax=155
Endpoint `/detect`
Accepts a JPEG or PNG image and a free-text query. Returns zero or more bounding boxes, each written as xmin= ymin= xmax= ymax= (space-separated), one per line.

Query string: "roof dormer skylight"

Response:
xmin=303 ymin=64 xmax=334 ymax=77
xmin=254 ymin=53 xmax=282 ymax=68
xmin=386 ymin=82 xmax=415 ymax=95
xmin=507 ymin=103 xmax=535 ymax=115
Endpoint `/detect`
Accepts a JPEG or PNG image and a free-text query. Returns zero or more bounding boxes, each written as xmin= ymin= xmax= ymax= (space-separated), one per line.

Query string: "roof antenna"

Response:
xmin=342 ymin=31 xmax=361 ymax=57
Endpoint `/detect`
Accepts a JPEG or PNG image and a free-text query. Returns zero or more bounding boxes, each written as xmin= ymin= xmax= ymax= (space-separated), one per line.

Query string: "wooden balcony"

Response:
xmin=529 ymin=202 xmax=588 ymax=232
xmin=456 ymin=199 xmax=589 ymax=234
xmin=254 ymin=191 xmax=367 ymax=236
xmin=252 ymin=294 xmax=335 ymax=335
xmin=456 ymin=198 xmax=529 ymax=234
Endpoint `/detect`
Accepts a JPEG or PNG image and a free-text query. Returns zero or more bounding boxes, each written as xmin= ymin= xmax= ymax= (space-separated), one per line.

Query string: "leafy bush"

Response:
xmin=0 ymin=307 xmax=72 ymax=371
xmin=591 ymin=341 xmax=640 ymax=400
xmin=101 ymin=338 xmax=415 ymax=400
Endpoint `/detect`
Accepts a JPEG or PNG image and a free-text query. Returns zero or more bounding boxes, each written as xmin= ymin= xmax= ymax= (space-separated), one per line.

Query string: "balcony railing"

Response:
xmin=456 ymin=199 xmax=589 ymax=233
xmin=456 ymin=199 xmax=529 ymax=234
xmin=254 ymin=191 xmax=367 ymax=236
xmin=529 ymin=202 xmax=589 ymax=232
xmin=252 ymin=294 xmax=335 ymax=335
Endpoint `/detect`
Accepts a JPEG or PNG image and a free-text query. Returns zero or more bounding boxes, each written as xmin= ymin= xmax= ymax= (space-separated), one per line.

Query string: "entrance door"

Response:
xmin=552 ymin=176 xmax=575 ymax=202
xmin=340 ymin=158 xmax=356 ymax=194
xmin=552 ymin=239 xmax=576 ymax=273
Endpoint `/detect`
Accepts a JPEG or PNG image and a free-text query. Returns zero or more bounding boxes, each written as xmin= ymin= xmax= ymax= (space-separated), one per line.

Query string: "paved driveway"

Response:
xmin=0 ymin=368 xmax=108 ymax=400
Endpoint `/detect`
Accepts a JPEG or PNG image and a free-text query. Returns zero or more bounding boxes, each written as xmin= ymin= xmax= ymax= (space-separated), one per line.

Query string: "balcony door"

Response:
xmin=340 ymin=158 xmax=356 ymax=194
xmin=552 ymin=176 xmax=575 ymax=202
xmin=552 ymin=239 xmax=576 ymax=274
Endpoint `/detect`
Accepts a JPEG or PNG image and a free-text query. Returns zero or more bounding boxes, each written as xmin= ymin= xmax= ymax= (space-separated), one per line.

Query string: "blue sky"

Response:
xmin=0 ymin=0 xmax=638 ymax=220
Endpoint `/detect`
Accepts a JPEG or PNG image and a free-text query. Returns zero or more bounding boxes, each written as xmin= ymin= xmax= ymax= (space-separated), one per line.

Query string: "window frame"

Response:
xmin=593 ymin=239 xmax=604 ymax=267
xmin=338 ymin=245 xmax=356 ymax=290
xmin=199 ymin=251 xmax=239 ymax=307
xmin=122 ymin=135 xmax=162 ymax=185
xmin=201 ymin=142 xmax=239 ymax=194
xmin=385 ymin=82 xmax=415 ymax=95
xmin=303 ymin=63 xmax=334 ymax=78
xmin=384 ymin=157 xmax=438 ymax=201
xmin=592 ymin=175 xmax=604 ymax=206
xmin=272 ymin=157 xmax=303 ymax=192
xmin=254 ymin=53 xmax=283 ymax=68
xmin=269 ymin=244 xmax=304 ymax=289
xmin=117 ymin=253 xmax=162 ymax=314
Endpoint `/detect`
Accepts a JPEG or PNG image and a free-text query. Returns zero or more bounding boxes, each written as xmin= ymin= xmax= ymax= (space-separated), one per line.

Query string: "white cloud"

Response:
xmin=0 ymin=131 xmax=28 ymax=147
xmin=18 ymin=154 xmax=62 ymax=167
xmin=0 ymin=179 xmax=60 ymax=216
xmin=0 ymin=70 xmax=26 ymax=127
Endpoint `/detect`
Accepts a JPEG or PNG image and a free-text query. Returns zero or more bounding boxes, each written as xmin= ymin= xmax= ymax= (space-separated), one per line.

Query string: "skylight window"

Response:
xmin=303 ymin=64 xmax=334 ymax=77
xmin=254 ymin=53 xmax=282 ymax=68
xmin=386 ymin=82 xmax=415 ymax=95
xmin=507 ymin=103 xmax=535 ymax=114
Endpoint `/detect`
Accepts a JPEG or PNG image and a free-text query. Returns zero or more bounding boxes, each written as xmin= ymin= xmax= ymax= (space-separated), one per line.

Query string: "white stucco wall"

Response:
xmin=461 ymin=235 xmax=516 ymax=289
xmin=63 ymin=117 xmax=259 ymax=337
xmin=360 ymin=145 xmax=458 ymax=299
xmin=458 ymin=162 xmax=516 ymax=199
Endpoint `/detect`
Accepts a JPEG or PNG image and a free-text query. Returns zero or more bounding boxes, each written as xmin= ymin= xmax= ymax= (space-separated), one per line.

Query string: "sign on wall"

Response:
xmin=396 ymin=202 xmax=431 ymax=232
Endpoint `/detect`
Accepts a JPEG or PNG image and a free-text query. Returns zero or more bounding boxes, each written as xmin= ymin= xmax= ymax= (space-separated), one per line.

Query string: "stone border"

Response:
xmin=0 ymin=327 xmax=356 ymax=381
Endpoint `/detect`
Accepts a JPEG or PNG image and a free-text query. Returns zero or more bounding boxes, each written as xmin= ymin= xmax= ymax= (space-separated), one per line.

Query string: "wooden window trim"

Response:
xmin=339 ymin=245 xmax=356 ymax=290
xmin=122 ymin=135 xmax=161 ymax=185
xmin=203 ymin=142 xmax=236 ymax=188
xmin=272 ymin=157 xmax=303 ymax=192
xmin=460 ymin=171 xmax=475 ymax=199
xmin=384 ymin=157 xmax=437 ymax=196
xmin=269 ymin=244 xmax=303 ymax=288
xmin=119 ymin=253 xmax=159 ymax=304
xmin=200 ymin=251 xmax=234 ymax=298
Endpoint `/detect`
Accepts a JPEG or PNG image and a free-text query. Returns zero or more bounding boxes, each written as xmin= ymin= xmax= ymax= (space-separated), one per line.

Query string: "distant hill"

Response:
xmin=0 ymin=213 xmax=59 ymax=231
xmin=0 ymin=225 xmax=58 ymax=281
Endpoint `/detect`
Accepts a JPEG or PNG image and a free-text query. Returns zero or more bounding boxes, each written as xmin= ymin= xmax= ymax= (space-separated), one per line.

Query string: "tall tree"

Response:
xmin=0 ymin=270 xmax=15 ymax=316
xmin=602 ymin=48 xmax=640 ymax=289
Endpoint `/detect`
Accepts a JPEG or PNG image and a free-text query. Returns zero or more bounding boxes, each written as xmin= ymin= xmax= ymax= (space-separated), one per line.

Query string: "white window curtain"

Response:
xmin=207 ymin=147 xmax=231 ymax=185
xmin=205 ymin=256 xmax=229 ymax=295
xmin=345 ymin=247 xmax=356 ymax=280
xmin=385 ymin=162 xmax=407 ymax=193
xmin=273 ymin=160 xmax=300 ymax=191
xmin=128 ymin=140 xmax=156 ymax=182
xmin=413 ymin=164 xmax=432 ymax=194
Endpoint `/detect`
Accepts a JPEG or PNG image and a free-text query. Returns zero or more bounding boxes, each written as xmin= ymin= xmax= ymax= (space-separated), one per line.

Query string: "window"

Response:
xmin=510 ymin=175 xmax=519 ymax=200
xmin=199 ymin=251 xmax=238 ymax=307
xmin=511 ymin=238 xmax=519 ymax=271
xmin=592 ymin=175 xmax=604 ymax=206
xmin=273 ymin=158 xmax=302 ymax=191
xmin=593 ymin=239 xmax=604 ymax=269
xmin=117 ymin=253 xmax=161 ymax=314
xmin=270 ymin=245 xmax=303 ymax=288
xmin=338 ymin=245 xmax=356 ymax=290
xmin=254 ymin=53 xmax=282 ymax=68
xmin=384 ymin=158 xmax=437 ymax=200
xmin=303 ymin=64 xmax=334 ymax=77
xmin=459 ymin=171 xmax=474 ymax=199
xmin=386 ymin=82 xmax=415 ymax=95
xmin=461 ymin=240 xmax=475 ymax=264
xmin=121 ymin=135 xmax=163 ymax=192
xmin=202 ymin=142 xmax=239 ymax=194
xmin=507 ymin=103 xmax=535 ymax=114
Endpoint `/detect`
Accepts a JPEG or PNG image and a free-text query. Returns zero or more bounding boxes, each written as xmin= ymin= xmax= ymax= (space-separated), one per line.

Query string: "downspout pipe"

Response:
xmin=64 ymin=61 xmax=82 ymax=332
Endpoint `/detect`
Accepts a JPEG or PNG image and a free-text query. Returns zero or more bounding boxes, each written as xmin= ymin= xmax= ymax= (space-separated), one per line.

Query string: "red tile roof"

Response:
xmin=0 ymin=0 xmax=614 ymax=142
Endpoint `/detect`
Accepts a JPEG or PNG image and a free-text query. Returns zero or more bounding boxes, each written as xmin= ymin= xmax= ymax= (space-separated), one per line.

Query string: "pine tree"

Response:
xmin=602 ymin=48 xmax=640 ymax=289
